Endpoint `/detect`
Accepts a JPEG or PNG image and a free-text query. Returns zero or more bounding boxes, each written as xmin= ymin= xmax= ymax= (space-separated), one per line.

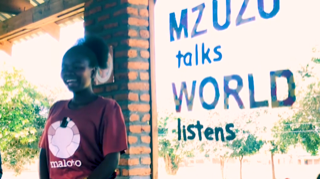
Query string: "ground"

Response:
xmin=2 ymin=158 xmax=319 ymax=179
xmin=158 ymin=161 xmax=320 ymax=179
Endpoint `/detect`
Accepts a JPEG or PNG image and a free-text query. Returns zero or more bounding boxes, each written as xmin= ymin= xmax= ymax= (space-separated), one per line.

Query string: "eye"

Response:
xmin=74 ymin=66 xmax=85 ymax=71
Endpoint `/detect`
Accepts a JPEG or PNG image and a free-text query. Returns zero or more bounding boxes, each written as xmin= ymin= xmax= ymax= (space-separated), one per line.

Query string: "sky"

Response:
xmin=0 ymin=21 xmax=85 ymax=100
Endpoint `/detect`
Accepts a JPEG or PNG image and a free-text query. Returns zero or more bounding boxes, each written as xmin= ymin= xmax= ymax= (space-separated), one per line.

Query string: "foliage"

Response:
xmin=275 ymin=58 xmax=320 ymax=156
xmin=228 ymin=124 xmax=264 ymax=179
xmin=200 ymin=109 xmax=266 ymax=179
xmin=225 ymin=110 xmax=265 ymax=158
xmin=229 ymin=132 xmax=264 ymax=159
xmin=275 ymin=99 xmax=320 ymax=155
xmin=202 ymin=109 xmax=267 ymax=155
xmin=263 ymin=109 xmax=291 ymax=155
xmin=0 ymin=67 xmax=50 ymax=174
xmin=271 ymin=121 xmax=295 ymax=154
xmin=230 ymin=132 xmax=264 ymax=179
xmin=158 ymin=112 xmax=199 ymax=175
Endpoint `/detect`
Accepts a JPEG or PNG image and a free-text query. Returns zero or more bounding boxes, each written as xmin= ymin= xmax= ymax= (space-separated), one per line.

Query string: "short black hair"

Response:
xmin=317 ymin=174 xmax=320 ymax=179
xmin=63 ymin=35 xmax=109 ymax=69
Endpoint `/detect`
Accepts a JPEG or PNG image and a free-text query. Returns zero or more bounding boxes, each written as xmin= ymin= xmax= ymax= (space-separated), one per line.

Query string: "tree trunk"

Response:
xmin=163 ymin=154 xmax=180 ymax=175
xmin=271 ymin=153 xmax=276 ymax=179
xmin=239 ymin=156 xmax=243 ymax=179
xmin=219 ymin=156 xmax=225 ymax=179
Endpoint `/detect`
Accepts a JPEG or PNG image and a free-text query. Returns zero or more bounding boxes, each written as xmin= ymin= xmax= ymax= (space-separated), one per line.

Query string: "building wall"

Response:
xmin=84 ymin=0 xmax=152 ymax=178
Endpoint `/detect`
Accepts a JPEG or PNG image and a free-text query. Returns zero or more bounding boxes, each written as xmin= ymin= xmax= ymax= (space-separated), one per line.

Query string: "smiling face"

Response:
xmin=61 ymin=54 xmax=94 ymax=92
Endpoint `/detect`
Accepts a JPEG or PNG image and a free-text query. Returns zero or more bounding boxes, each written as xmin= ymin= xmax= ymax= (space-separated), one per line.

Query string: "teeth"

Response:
xmin=67 ymin=79 xmax=76 ymax=83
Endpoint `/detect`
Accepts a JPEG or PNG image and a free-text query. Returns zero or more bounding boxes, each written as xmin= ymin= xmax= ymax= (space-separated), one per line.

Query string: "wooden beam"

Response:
xmin=7 ymin=28 xmax=42 ymax=43
xmin=0 ymin=0 xmax=85 ymax=41
xmin=41 ymin=23 xmax=60 ymax=41
xmin=55 ymin=11 xmax=83 ymax=25
xmin=0 ymin=0 xmax=33 ymax=14
xmin=148 ymin=0 xmax=158 ymax=179
xmin=0 ymin=40 xmax=13 ymax=55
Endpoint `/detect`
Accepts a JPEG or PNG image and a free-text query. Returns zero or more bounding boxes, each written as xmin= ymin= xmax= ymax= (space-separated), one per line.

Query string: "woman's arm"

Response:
xmin=0 ymin=152 xmax=3 ymax=179
xmin=86 ymin=100 xmax=127 ymax=179
xmin=39 ymin=148 xmax=49 ymax=179
xmin=87 ymin=152 xmax=120 ymax=179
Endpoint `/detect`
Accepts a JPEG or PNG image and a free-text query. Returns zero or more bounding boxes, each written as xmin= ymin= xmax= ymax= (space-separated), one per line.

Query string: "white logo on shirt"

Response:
xmin=47 ymin=117 xmax=82 ymax=168
xmin=50 ymin=159 xmax=82 ymax=168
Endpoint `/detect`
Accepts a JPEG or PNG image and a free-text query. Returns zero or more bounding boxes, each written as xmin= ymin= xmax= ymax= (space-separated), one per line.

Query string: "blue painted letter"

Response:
xmin=258 ymin=0 xmax=280 ymax=19
xmin=224 ymin=75 xmax=245 ymax=109
xmin=172 ymin=81 xmax=197 ymax=112
xmin=248 ymin=74 xmax=269 ymax=108
xmin=170 ymin=9 xmax=188 ymax=42
xmin=270 ymin=69 xmax=296 ymax=108
xmin=212 ymin=0 xmax=231 ymax=31
xmin=236 ymin=0 xmax=255 ymax=26
xmin=191 ymin=3 xmax=207 ymax=38
xmin=199 ymin=77 xmax=220 ymax=110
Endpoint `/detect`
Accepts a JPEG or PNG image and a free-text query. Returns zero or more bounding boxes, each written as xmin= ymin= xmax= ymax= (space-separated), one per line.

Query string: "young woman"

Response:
xmin=0 ymin=151 xmax=2 ymax=179
xmin=39 ymin=35 xmax=127 ymax=179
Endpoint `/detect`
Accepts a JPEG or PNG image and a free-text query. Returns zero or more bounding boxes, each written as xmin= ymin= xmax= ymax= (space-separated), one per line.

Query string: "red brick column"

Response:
xmin=84 ymin=0 xmax=152 ymax=178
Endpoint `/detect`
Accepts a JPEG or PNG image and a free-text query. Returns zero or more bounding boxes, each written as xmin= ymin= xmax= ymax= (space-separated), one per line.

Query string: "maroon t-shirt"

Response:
xmin=39 ymin=97 xmax=128 ymax=179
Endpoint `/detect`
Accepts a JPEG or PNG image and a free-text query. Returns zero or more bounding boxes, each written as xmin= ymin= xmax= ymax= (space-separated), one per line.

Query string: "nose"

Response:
xmin=62 ymin=70 xmax=73 ymax=76
xmin=61 ymin=66 xmax=76 ymax=76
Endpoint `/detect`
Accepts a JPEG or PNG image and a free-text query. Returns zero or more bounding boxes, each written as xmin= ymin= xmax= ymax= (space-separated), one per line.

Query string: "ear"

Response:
xmin=91 ymin=68 xmax=97 ymax=79
xmin=109 ymin=45 xmax=113 ymax=57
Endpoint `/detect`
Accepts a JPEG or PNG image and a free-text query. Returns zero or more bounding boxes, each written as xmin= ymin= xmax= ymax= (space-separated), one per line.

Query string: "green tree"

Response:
xmin=158 ymin=112 xmax=200 ymax=175
xmin=276 ymin=97 xmax=320 ymax=155
xmin=260 ymin=50 xmax=320 ymax=179
xmin=263 ymin=136 xmax=289 ymax=179
xmin=229 ymin=131 xmax=264 ymax=179
xmin=202 ymin=109 xmax=267 ymax=179
xmin=258 ymin=109 xmax=291 ymax=179
xmin=0 ymin=67 xmax=50 ymax=174
xmin=275 ymin=57 xmax=320 ymax=156
xmin=201 ymin=112 xmax=233 ymax=179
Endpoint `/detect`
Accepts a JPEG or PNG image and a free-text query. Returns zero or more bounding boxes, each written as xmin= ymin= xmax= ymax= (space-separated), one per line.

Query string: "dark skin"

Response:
xmin=39 ymin=55 xmax=119 ymax=179
xmin=0 ymin=151 xmax=2 ymax=179
xmin=39 ymin=148 xmax=49 ymax=179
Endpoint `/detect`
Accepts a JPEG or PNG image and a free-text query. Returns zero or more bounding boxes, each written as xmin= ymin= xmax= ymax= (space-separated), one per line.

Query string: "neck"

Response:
xmin=72 ymin=88 xmax=97 ymax=105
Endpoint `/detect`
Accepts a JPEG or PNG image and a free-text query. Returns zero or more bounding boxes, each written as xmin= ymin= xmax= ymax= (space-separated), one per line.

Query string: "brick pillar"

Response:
xmin=84 ymin=0 xmax=152 ymax=178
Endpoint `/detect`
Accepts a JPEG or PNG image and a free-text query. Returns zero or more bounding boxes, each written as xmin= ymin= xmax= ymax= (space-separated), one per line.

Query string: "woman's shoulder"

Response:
xmin=52 ymin=99 xmax=69 ymax=108
xmin=49 ymin=100 xmax=69 ymax=113
xmin=98 ymin=96 xmax=117 ymax=104
xmin=97 ymin=96 xmax=121 ymax=109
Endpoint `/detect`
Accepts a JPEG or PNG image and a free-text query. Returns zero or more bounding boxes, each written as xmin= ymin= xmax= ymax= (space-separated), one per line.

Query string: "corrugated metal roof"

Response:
xmin=0 ymin=0 xmax=84 ymax=45
xmin=11 ymin=16 xmax=84 ymax=44
xmin=0 ymin=12 xmax=15 ymax=21
xmin=0 ymin=0 xmax=50 ymax=22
